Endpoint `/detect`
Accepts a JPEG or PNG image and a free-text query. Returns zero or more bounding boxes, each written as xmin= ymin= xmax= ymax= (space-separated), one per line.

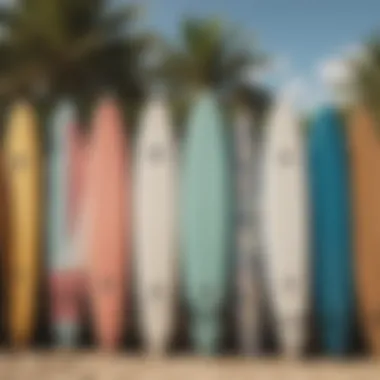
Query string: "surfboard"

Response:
xmin=68 ymin=122 xmax=87 ymax=234
xmin=0 ymin=149 xmax=9 ymax=342
xmin=69 ymin=123 xmax=89 ymax=274
xmin=134 ymin=95 xmax=177 ymax=354
xmin=48 ymin=100 xmax=84 ymax=347
xmin=4 ymin=100 xmax=41 ymax=347
xmin=181 ymin=91 xmax=231 ymax=354
xmin=349 ymin=107 xmax=380 ymax=355
xmin=261 ymin=94 xmax=309 ymax=356
xmin=84 ymin=96 xmax=127 ymax=350
xmin=233 ymin=107 xmax=261 ymax=354
xmin=308 ymin=107 xmax=353 ymax=355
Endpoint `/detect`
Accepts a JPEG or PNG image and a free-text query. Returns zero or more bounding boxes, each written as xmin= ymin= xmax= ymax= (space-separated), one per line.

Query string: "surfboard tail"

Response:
xmin=95 ymin=321 xmax=123 ymax=351
xmin=9 ymin=315 xmax=35 ymax=348
xmin=91 ymin=274 xmax=125 ymax=350
xmin=143 ymin=332 xmax=169 ymax=356
xmin=368 ymin=335 xmax=380 ymax=356
xmin=362 ymin=311 xmax=380 ymax=356
xmin=9 ymin=272 xmax=38 ymax=347
xmin=49 ymin=269 xmax=83 ymax=347
xmin=53 ymin=321 xmax=79 ymax=347
xmin=236 ymin=261 xmax=261 ymax=355
xmin=237 ymin=319 xmax=260 ymax=355
xmin=320 ymin=313 xmax=352 ymax=355
xmin=9 ymin=328 xmax=33 ymax=348
xmin=140 ymin=308 xmax=173 ymax=355
xmin=278 ymin=314 xmax=307 ymax=357
xmin=191 ymin=314 xmax=222 ymax=355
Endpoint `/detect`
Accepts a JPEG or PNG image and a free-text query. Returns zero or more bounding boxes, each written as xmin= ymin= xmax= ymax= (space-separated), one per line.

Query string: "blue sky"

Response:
xmin=3 ymin=0 xmax=378 ymax=108
xmin=124 ymin=0 xmax=380 ymax=108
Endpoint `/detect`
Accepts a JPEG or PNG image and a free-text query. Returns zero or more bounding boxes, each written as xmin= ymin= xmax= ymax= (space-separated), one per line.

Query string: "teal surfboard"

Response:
xmin=181 ymin=91 xmax=231 ymax=354
xmin=48 ymin=100 xmax=79 ymax=346
xmin=308 ymin=107 xmax=354 ymax=354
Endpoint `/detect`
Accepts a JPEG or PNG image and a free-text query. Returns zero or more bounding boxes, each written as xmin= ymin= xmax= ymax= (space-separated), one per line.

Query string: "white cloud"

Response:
xmin=244 ymin=56 xmax=324 ymax=112
xmin=280 ymin=76 xmax=326 ymax=112
xmin=317 ymin=57 xmax=353 ymax=88
xmin=243 ymin=54 xmax=293 ymax=87
xmin=316 ymin=52 xmax=358 ymax=107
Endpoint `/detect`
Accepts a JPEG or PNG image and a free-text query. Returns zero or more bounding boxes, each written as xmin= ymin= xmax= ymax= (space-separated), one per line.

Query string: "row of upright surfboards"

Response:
xmin=1 ymin=90 xmax=379 ymax=357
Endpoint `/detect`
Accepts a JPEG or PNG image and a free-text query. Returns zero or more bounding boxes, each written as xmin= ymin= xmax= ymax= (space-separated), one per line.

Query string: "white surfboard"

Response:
xmin=133 ymin=95 xmax=177 ymax=354
xmin=233 ymin=108 xmax=262 ymax=354
xmin=261 ymin=93 xmax=309 ymax=356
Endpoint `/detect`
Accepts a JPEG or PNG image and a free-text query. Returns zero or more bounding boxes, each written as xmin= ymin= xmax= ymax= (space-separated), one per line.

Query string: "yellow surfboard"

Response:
xmin=4 ymin=100 xmax=41 ymax=347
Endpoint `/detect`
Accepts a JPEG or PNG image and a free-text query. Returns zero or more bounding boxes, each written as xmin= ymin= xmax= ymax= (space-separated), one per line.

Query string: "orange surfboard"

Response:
xmin=349 ymin=107 xmax=380 ymax=355
xmin=0 ymin=150 xmax=9 ymax=341
xmin=84 ymin=96 xmax=128 ymax=350
xmin=3 ymin=101 xmax=41 ymax=347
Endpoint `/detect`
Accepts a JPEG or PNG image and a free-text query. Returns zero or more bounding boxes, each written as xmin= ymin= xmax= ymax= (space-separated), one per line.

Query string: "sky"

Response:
xmin=125 ymin=0 xmax=380 ymax=109
xmin=1 ymin=0 xmax=378 ymax=109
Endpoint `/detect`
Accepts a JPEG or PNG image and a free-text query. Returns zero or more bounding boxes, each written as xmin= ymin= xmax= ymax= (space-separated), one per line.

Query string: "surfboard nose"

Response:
xmin=95 ymin=97 xmax=120 ymax=126
xmin=92 ymin=97 xmax=124 ymax=153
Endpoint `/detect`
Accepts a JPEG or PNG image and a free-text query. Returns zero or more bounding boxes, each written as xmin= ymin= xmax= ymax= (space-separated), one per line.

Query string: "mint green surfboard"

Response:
xmin=181 ymin=91 xmax=231 ymax=354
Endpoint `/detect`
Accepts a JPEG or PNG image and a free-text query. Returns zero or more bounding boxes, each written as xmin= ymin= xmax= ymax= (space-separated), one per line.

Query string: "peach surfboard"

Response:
xmin=84 ymin=96 xmax=128 ymax=350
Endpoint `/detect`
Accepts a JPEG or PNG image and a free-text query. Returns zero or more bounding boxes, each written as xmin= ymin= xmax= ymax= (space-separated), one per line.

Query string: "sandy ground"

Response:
xmin=0 ymin=353 xmax=379 ymax=380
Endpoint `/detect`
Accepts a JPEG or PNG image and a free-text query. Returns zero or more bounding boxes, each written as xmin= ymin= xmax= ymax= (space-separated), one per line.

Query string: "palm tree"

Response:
xmin=155 ymin=17 xmax=268 ymax=124
xmin=0 ymin=0 xmax=154 ymax=111
xmin=353 ymin=35 xmax=380 ymax=129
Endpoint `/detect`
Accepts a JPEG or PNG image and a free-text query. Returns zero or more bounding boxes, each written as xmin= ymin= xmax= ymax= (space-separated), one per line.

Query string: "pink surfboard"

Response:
xmin=48 ymin=101 xmax=87 ymax=347
xmin=84 ymin=96 xmax=128 ymax=350
xmin=50 ymin=122 xmax=88 ymax=347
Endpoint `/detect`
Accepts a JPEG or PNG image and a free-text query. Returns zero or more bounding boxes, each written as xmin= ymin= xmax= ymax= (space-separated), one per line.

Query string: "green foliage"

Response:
xmin=0 ymin=4 xmax=270 ymax=132
xmin=155 ymin=17 xmax=268 ymax=125
xmin=353 ymin=35 xmax=380 ymax=131
xmin=0 ymin=0 xmax=153 ymax=107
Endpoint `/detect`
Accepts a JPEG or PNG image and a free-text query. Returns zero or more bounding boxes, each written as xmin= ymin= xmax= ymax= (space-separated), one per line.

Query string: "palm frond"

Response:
xmin=354 ymin=36 xmax=380 ymax=131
